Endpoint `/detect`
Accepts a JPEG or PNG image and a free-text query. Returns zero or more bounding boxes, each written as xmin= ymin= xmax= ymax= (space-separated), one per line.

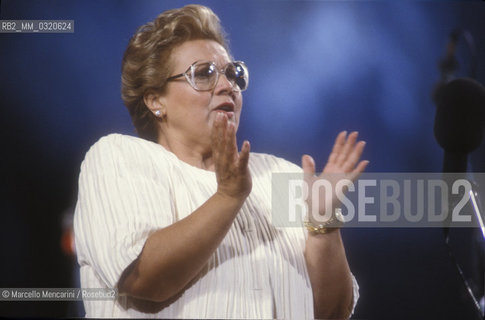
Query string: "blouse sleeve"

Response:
xmin=73 ymin=134 xmax=175 ymax=289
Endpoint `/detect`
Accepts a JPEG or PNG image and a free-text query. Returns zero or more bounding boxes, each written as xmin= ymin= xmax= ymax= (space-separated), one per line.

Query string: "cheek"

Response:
xmin=167 ymin=90 xmax=211 ymax=118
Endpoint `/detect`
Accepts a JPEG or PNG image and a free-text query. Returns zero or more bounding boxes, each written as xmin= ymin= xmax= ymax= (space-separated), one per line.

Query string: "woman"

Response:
xmin=74 ymin=4 xmax=368 ymax=319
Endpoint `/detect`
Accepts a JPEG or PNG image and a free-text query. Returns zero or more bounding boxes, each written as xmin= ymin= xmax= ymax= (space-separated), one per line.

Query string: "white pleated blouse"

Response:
xmin=74 ymin=134 xmax=358 ymax=318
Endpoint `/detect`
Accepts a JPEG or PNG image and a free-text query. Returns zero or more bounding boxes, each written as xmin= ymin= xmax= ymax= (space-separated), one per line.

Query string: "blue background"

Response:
xmin=1 ymin=0 xmax=485 ymax=318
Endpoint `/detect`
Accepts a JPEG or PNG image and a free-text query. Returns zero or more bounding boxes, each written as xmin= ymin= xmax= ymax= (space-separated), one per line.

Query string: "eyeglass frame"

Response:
xmin=166 ymin=60 xmax=249 ymax=92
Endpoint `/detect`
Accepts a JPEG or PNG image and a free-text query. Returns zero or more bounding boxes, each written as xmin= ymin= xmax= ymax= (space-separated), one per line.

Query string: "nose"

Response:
xmin=214 ymin=71 xmax=236 ymax=95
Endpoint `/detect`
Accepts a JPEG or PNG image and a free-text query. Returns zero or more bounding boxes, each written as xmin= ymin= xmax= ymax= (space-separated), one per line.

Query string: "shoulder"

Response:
xmin=249 ymin=152 xmax=302 ymax=174
xmin=85 ymin=133 xmax=158 ymax=158
xmin=81 ymin=133 xmax=175 ymax=175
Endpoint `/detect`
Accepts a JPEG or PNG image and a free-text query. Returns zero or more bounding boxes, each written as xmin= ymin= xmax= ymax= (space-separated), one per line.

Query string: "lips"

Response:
xmin=213 ymin=102 xmax=236 ymax=120
xmin=214 ymin=102 xmax=235 ymax=113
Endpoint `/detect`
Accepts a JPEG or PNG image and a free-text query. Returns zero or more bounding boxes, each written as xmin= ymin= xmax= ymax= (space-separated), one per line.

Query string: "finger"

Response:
xmin=349 ymin=160 xmax=369 ymax=181
xmin=218 ymin=113 xmax=229 ymax=165
xmin=211 ymin=113 xmax=223 ymax=158
xmin=342 ymin=140 xmax=366 ymax=172
xmin=211 ymin=112 xmax=222 ymax=141
xmin=238 ymin=140 xmax=251 ymax=172
xmin=336 ymin=131 xmax=358 ymax=164
xmin=212 ymin=112 xmax=228 ymax=165
xmin=225 ymin=121 xmax=238 ymax=163
xmin=327 ymin=131 xmax=347 ymax=164
xmin=302 ymin=154 xmax=316 ymax=183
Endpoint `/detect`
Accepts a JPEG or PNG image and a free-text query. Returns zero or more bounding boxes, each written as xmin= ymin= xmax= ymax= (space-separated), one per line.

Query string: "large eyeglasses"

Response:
xmin=166 ymin=60 xmax=249 ymax=92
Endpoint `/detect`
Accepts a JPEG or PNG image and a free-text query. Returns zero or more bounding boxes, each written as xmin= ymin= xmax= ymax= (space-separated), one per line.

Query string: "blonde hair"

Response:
xmin=121 ymin=4 xmax=229 ymax=142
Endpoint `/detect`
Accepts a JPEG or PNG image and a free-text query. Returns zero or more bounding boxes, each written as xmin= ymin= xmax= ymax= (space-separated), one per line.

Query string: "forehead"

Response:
xmin=171 ymin=39 xmax=230 ymax=70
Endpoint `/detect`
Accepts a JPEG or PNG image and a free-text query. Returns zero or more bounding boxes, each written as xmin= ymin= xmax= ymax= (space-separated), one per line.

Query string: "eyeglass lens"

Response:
xmin=190 ymin=62 xmax=248 ymax=91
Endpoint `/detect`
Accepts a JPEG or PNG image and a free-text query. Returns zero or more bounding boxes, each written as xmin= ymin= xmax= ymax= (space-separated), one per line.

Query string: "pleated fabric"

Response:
xmin=74 ymin=134 xmax=358 ymax=318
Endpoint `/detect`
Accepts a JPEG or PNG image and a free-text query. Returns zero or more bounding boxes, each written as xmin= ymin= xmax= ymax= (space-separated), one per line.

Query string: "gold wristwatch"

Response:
xmin=304 ymin=208 xmax=345 ymax=234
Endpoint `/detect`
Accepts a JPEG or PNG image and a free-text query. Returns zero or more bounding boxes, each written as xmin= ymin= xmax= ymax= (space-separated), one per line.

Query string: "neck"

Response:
xmin=157 ymin=132 xmax=215 ymax=171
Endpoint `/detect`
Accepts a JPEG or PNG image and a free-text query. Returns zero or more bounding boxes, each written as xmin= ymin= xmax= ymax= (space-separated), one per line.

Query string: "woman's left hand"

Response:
xmin=301 ymin=131 xmax=369 ymax=222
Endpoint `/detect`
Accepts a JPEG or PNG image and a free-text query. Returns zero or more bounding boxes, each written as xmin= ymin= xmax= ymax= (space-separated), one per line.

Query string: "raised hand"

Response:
xmin=302 ymin=131 xmax=369 ymax=222
xmin=211 ymin=112 xmax=252 ymax=201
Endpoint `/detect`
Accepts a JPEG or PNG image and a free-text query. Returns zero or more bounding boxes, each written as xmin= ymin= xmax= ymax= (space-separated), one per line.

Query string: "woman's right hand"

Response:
xmin=118 ymin=113 xmax=252 ymax=303
xmin=211 ymin=112 xmax=252 ymax=202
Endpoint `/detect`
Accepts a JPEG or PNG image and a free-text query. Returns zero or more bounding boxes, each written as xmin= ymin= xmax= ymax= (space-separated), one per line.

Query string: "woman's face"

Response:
xmin=158 ymin=39 xmax=243 ymax=150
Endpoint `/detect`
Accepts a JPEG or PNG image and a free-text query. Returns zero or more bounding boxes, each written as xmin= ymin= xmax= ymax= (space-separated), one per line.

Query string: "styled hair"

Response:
xmin=121 ymin=4 xmax=229 ymax=142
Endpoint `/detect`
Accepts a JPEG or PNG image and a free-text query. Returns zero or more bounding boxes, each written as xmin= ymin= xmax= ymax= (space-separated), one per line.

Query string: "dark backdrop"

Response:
xmin=1 ymin=0 xmax=485 ymax=318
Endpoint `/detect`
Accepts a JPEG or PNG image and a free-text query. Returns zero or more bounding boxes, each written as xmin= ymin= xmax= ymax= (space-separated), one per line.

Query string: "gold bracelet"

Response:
xmin=304 ymin=208 xmax=345 ymax=234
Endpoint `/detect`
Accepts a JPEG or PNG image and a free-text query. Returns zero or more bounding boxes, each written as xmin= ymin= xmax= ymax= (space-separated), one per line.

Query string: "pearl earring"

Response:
xmin=155 ymin=110 xmax=161 ymax=117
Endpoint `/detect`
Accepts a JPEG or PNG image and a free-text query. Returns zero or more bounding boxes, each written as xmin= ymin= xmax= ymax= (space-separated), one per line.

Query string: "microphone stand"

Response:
xmin=443 ymin=179 xmax=484 ymax=320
